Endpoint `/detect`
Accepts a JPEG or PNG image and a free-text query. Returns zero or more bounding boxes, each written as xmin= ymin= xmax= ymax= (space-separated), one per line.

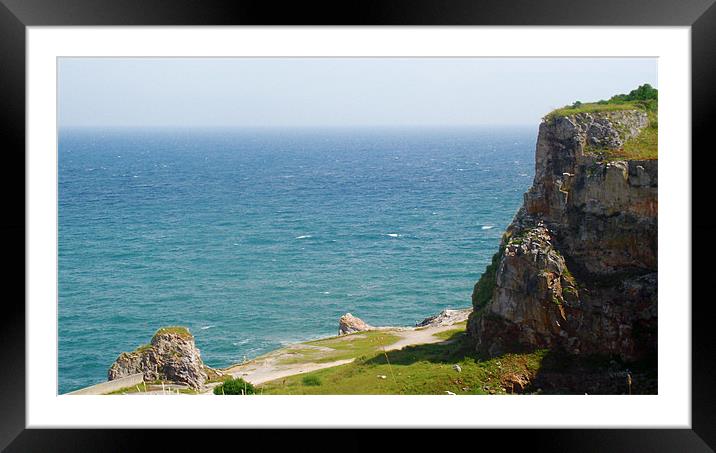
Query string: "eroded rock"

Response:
xmin=338 ymin=313 xmax=373 ymax=335
xmin=108 ymin=326 xmax=212 ymax=389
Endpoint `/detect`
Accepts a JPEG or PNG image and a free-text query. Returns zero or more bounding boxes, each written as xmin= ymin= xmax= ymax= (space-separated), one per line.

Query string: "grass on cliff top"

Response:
xmin=544 ymin=84 xmax=658 ymax=161
xmin=134 ymin=343 xmax=152 ymax=353
xmin=545 ymin=84 xmax=658 ymax=122
xmin=544 ymin=101 xmax=646 ymax=122
xmin=277 ymin=330 xmax=401 ymax=365
xmin=259 ymin=324 xmax=549 ymax=395
xmin=153 ymin=326 xmax=192 ymax=339
xmin=583 ymin=109 xmax=658 ymax=161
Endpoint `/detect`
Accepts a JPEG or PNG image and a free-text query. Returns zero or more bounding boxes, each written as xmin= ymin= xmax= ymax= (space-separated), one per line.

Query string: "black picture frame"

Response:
xmin=2 ymin=0 xmax=714 ymax=450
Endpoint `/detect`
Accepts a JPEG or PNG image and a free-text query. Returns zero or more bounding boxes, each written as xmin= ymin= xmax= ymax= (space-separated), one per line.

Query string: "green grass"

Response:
xmin=581 ymin=109 xmax=658 ymax=161
xmin=277 ymin=330 xmax=401 ymax=365
xmin=545 ymin=101 xmax=645 ymax=122
xmin=259 ymin=325 xmax=549 ymax=395
xmin=107 ymin=382 xmax=149 ymax=395
xmin=544 ymin=84 xmax=657 ymax=122
xmin=301 ymin=375 xmax=322 ymax=386
xmin=106 ymin=382 xmax=200 ymax=395
xmin=433 ymin=323 xmax=467 ymax=341
xmin=543 ymin=85 xmax=658 ymax=161
xmin=134 ymin=344 xmax=152 ymax=353
xmin=153 ymin=326 xmax=192 ymax=339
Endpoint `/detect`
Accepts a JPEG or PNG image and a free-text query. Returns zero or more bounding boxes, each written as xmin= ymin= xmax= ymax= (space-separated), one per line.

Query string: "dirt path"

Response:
xmin=224 ymin=358 xmax=355 ymax=387
xmin=200 ymin=323 xmax=463 ymax=394
xmin=384 ymin=325 xmax=459 ymax=351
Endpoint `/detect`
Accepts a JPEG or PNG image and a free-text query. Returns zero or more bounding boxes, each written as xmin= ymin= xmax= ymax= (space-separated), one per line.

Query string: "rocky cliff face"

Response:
xmin=108 ymin=327 xmax=212 ymax=389
xmin=467 ymin=110 xmax=657 ymax=362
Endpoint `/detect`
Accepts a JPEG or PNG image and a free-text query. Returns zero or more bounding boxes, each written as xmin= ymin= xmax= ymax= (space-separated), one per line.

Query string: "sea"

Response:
xmin=58 ymin=126 xmax=536 ymax=393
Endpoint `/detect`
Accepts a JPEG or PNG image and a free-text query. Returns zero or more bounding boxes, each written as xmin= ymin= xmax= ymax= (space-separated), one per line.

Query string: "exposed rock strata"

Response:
xmin=108 ymin=327 xmax=214 ymax=389
xmin=467 ymin=110 xmax=657 ymax=362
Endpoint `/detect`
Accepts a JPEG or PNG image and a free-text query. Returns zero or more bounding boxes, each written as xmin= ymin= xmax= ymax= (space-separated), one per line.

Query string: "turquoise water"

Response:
xmin=58 ymin=126 xmax=536 ymax=393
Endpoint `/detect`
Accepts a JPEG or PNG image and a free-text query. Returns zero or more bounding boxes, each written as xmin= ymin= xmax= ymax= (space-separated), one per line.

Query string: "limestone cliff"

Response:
xmin=467 ymin=109 xmax=657 ymax=362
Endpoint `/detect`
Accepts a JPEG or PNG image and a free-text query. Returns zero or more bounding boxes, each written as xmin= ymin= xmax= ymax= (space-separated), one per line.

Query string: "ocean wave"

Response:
xmin=232 ymin=338 xmax=251 ymax=346
xmin=200 ymin=325 xmax=216 ymax=330
xmin=481 ymin=225 xmax=495 ymax=230
xmin=295 ymin=235 xmax=312 ymax=239
xmin=386 ymin=233 xmax=401 ymax=238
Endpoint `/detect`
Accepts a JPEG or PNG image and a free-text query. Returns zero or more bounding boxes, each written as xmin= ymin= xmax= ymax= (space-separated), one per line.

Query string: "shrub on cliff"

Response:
xmin=472 ymin=246 xmax=504 ymax=311
xmin=546 ymin=84 xmax=658 ymax=122
xmin=610 ymin=83 xmax=658 ymax=102
xmin=213 ymin=377 xmax=256 ymax=395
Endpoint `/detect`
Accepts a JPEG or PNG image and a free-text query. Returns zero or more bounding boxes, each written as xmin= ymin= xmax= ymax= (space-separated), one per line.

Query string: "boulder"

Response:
xmin=416 ymin=308 xmax=471 ymax=327
xmin=338 ymin=313 xmax=373 ymax=335
xmin=108 ymin=326 xmax=210 ymax=389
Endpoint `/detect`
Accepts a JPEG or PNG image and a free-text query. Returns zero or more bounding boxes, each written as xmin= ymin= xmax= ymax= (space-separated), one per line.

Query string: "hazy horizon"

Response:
xmin=58 ymin=57 xmax=657 ymax=129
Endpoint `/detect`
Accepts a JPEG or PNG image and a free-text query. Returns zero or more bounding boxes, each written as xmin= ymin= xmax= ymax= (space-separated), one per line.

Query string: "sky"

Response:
xmin=58 ymin=58 xmax=657 ymax=128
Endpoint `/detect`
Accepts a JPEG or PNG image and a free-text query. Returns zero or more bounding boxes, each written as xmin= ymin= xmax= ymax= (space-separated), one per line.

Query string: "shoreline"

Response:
xmin=82 ymin=308 xmax=472 ymax=395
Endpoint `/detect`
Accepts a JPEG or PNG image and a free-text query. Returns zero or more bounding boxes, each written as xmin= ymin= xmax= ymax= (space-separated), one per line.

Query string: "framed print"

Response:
xmin=3 ymin=0 xmax=715 ymax=450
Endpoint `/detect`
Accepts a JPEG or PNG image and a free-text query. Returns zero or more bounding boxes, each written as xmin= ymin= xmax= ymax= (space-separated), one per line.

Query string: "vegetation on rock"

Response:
xmin=546 ymin=84 xmax=658 ymax=121
xmin=153 ymin=326 xmax=192 ymax=339
xmin=108 ymin=325 xmax=210 ymax=389
xmin=471 ymin=246 xmax=504 ymax=312
xmin=543 ymin=84 xmax=658 ymax=161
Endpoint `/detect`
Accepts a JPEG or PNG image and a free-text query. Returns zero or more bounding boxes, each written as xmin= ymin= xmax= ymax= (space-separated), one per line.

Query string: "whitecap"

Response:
xmin=200 ymin=325 xmax=216 ymax=330
xmin=295 ymin=235 xmax=312 ymax=239
xmin=321 ymin=291 xmax=331 ymax=295
xmin=232 ymin=338 xmax=251 ymax=346
xmin=386 ymin=233 xmax=400 ymax=238
xmin=481 ymin=225 xmax=495 ymax=230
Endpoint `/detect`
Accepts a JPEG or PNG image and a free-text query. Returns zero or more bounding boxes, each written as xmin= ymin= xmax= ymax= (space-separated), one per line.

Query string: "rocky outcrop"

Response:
xmin=338 ymin=313 xmax=373 ymax=335
xmin=108 ymin=326 xmax=212 ymax=389
xmin=416 ymin=308 xmax=471 ymax=327
xmin=467 ymin=110 xmax=657 ymax=362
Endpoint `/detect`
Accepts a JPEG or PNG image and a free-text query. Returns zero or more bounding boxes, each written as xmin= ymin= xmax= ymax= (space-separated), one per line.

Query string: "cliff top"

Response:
xmin=544 ymin=84 xmax=658 ymax=161
xmin=152 ymin=326 xmax=193 ymax=340
xmin=544 ymin=84 xmax=658 ymax=121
